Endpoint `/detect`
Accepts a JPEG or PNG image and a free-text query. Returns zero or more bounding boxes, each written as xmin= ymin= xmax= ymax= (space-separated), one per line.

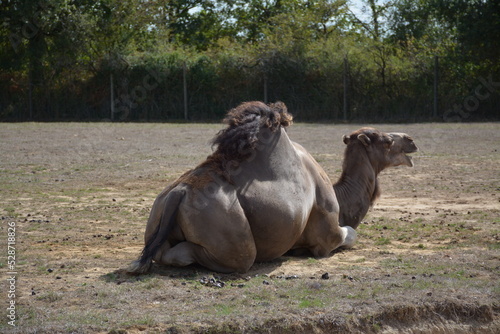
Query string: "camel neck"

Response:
xmin=333 ymin=150 xmax=380 ymax=229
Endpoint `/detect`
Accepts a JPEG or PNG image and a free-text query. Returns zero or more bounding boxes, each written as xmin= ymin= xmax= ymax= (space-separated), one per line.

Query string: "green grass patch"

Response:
xmin=375 ymin=237 xmax=391 ymax=246
xmin=487 ymin=242 xmax=500 ymax=250
xmin=3 ymin=207 xmax=18 ymax=217
xmin=36 ymin=291 xmax=63 ymax=303
xmin=215 ymin=304 xmax=235 ymax=316
xmin=298 ymin=298 xmax=324 ymax=308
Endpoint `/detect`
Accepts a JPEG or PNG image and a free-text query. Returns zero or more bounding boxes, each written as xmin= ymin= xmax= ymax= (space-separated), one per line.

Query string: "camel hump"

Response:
xmin=211 ymin=101 xmax=293 ymax=164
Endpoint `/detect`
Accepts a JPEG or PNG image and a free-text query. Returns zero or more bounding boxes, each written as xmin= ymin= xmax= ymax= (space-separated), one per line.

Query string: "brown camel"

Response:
xmin=333 ymin=129 xmax=418 ymax=229
xmin=129 ymin=102 xmax=417 ymax=274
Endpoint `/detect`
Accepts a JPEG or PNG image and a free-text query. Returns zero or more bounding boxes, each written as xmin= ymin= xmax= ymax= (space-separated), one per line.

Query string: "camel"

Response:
xmin=333 ymin=129 xmax=418 ymax=229
xmin=129 ymin=101 xmax=417 ymax=274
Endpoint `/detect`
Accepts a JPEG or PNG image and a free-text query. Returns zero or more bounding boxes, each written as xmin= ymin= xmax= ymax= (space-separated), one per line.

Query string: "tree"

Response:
xmin=347 ymin=0 xmax=397 ymax=99
xmin=388 ymin=0 xmax=500 ymax=119
xmin=1 ymin=1 xmax=95 ymax=118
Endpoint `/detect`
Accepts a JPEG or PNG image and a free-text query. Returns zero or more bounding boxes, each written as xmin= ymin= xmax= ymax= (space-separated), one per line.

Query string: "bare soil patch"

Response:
xmin=0 ymin=122 xmax=498 ymax=333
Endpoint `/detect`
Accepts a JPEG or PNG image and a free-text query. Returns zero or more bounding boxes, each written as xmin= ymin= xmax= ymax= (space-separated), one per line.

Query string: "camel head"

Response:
xmin=342 ymin=127 xmax=418 ymax=171
xmin=387 ymin=132 xmax=418 ymax=167
xmin=336 ymin=127 xmax=418 ymax=229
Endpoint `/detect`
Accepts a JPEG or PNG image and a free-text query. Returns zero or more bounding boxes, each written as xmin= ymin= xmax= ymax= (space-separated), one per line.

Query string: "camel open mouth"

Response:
xmin=403 ymin=146 xmax=418 ymax=167
xmin=404 ymin=153 xmax=414 ymax=167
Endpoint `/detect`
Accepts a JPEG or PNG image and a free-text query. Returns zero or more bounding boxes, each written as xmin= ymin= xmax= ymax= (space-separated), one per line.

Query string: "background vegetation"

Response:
xmin=1 ymin=0 xmax=499 ymax=121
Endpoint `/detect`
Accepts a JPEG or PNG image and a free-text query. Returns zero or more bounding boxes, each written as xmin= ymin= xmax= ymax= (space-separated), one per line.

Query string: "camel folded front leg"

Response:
xmin=340 ymin=226 xmax=357 ymax=248
xmin=297 ymin=210 xmax=358 ymax=257
xmin=313 ymin=226 xmax=356 ymax=255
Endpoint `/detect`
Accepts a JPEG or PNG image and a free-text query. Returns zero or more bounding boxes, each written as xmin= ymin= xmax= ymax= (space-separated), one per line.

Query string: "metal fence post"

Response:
xmin=263 ymin=73 xmax=268 ymax=104
xmin=110 ymin=73 xmax=114 ymax=121
xmin=433 ymin=55 xmax=439 ymax=119
xmin=183 ymin=61 xmax=188 ymax=120
xmin=343 ymin=56 xmax=349 ymax=121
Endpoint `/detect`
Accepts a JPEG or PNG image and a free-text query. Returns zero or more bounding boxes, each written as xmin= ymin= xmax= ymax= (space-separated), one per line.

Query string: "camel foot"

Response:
xmin=340 ymin=226 xmax=357 ymax=248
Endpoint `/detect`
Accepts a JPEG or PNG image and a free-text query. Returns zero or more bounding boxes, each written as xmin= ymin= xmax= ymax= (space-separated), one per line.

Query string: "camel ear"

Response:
xmin=343 ymin=135 xmax=350 ymax=145
xmin=357 ymin=133 xmax=371 ymax=146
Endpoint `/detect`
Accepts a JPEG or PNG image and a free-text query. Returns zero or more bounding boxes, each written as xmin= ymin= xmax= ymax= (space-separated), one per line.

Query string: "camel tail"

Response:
xmin=128 ymin=189 xmax=185 ymax=274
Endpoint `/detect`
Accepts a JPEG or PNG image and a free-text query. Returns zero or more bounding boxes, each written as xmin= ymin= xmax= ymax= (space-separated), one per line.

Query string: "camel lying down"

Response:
xmin=129 ymin=101 xmax=418 ymax=274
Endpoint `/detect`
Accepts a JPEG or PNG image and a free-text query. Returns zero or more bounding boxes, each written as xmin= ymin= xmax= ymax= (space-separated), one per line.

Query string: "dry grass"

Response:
xmin=0 ymin=122 xmax=498 ymax=333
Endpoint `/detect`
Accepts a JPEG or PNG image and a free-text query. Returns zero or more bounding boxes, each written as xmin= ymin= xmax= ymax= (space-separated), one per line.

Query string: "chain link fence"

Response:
xmin=1 ymin=53 xmax=498 ymax=122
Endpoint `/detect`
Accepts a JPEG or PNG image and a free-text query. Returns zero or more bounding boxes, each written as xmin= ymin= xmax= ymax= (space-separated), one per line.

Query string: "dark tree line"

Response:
xmin=1 ymin=0 xmax=498 ymax=121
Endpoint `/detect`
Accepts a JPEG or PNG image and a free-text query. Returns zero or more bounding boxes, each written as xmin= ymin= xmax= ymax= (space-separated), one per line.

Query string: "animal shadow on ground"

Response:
xmin=101 ymin=257 xmax=289 ymax=285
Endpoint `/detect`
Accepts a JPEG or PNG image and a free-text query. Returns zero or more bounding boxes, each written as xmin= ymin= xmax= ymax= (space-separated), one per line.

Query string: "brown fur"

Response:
xmin=130 ymin=101 xmax=359 ymax=274
xmin=337 ymin=127 xmax=393 ymax=204
xmin=129 ymin=107 xmax=416 ymax=274
xmin=161 ymin=102 xmax=294 ymax=190
xmin=213 ymin=101 xmax=292 ymax=160
xmin=208 ymin=101 xmax=293 ymax=182
xmin=334 ymin=127 xmax=417 ymax=229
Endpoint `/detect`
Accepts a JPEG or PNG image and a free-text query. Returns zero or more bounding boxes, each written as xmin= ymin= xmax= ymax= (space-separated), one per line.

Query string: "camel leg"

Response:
xmin=340 ymin=226 xmax=357 ymax=248
xmin=155 ymin=241 xmax=253 ymax=273
xmin=155 ymin=241 xmax=196 ymax=267
xmin=297 ymin=209 xmax=357 ymax=257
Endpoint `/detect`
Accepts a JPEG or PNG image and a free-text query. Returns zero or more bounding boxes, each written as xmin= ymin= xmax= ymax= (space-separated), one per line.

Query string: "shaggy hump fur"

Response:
xmin=209 ymin=101 xmax=293 ymax=179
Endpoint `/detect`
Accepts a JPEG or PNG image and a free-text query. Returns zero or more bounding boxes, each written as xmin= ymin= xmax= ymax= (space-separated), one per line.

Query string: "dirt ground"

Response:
xmin=0 ymin=122 xmax=498 ymax=333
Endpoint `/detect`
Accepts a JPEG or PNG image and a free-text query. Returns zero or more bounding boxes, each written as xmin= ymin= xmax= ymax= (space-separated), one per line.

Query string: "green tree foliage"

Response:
xmin=388 ymin=0 xmax=500 ymax=118
xmin=0 ymin=0 xmax=498 ymax=121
